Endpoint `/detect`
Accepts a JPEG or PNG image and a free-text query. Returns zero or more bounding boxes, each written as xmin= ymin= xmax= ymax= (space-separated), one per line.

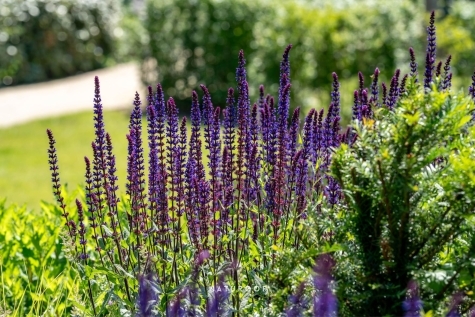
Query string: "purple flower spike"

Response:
xmin=446 ymin=292 xmax=463 ymax=317
xmin=382 ymin=82 xmax=388 ymax=107
xmin=208 ymin=106 xmax=222 ymax=222
xmin=313 ymin=254 xmax=337 ymax=317
xmin=331 ymin=72 xmax=340 ymax=118
xmin=424 ymin=52 xmax=434 ymax=90
xmin=246 ymin=103 xmax=261 ymax=203
xmin=224 ymin=87 xmax=236 ymax=130
xmin=136 ymin=271 xmax=159 ymax=317
xmin=76 ymin=199 xmax=88 ymax=260
xmin=147 ymin=99 xmax=160 ymax=221
xmin=236 ymin=50 xmax=247 ymax=89
xmin=278 ymin=45 xmax=292 ymax=127
xmin=360 ymin=90 xmax=372 ymax=119
xmin=403 ymin=280 xmax=422 ymax=317
xmin=93 ymin=76 xmax=106 ymax=157
xmin=441 ymin=55 xmax=452 ymax=91
xmin=352 ymin=90 xmax=361 ymax=121
xmin=206 ymin=276 xmax=230 ymax=317
xmin=358 ymin=71 xmax=364 ymax=95
xmin=387 ymin=69 xmax=401 ymax=110
xmin=197 ymin=179 xmax=211 ymax=248
xmin=166 ymin=97 xmax=183 ymax=239
xmin=288 ymin=107 xmax=301 ymax=166
xmin=400 ymin=74 xmax=409 ymax=96
xmin=409 ymin=47 xmax=418 ymax=81
xmin=155 ymin=83 xmax=166 ymax=120
xmin=435 ymin=61 xmax=443 ymax=78
xmin=169 ymin=289 xmax=186 ymax=317
xmin=91 ymin=76 xmax=112 ymax=228
xmin=325 ymin=175 xmax=340 ymax=206
xmin=469 ymin=69 xmax=475 ymax=102
xmin=370 ymin=68 xmax=380 ymax=106
xmin=128 ymin=93 xmax=146 ymax=216
xmin=280 ymin=44 xmax=292 ymax=89
xmin=278 ymin=82 xmax=292 ymax=132
xmin=427 ymin=11 xmax=436 ymax=59
xmin=259 ymin=84 xmax=265 ymax=109
xmin=424 ymin=11 xmax=437 ymax=90
xmin=296 ymin=110 xmax=314 ymax=208
xmin=285 ymin=282 xmax=309 ymax=317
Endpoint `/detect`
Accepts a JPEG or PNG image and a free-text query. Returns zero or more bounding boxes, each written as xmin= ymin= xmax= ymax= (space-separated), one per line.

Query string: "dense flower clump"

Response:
xmin=47 ymin=11 xmax=475 ymax=316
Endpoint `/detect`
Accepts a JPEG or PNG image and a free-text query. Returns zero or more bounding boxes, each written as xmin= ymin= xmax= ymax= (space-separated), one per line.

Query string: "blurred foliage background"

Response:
xmin=143 ymin=0 xmax=475 ymax=116
xmin=144 ymin=0 xmax=424 ymax=113
xmin=0 ymin=0 xmax=145 ymax=87
xmin=1 ymin=0 xmax=475 ymax=111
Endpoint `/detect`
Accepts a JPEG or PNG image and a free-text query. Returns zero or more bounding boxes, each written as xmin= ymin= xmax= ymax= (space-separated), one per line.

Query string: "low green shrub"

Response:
xmin=332 ymin=83 xmax=475 ymax=315
xmin=0 ymin=199 xmax=77 ymax=316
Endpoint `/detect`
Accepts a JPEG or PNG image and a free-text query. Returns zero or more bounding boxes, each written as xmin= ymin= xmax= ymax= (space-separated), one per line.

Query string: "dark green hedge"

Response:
xmin=0 ymin=0 xmax=121 ymax=87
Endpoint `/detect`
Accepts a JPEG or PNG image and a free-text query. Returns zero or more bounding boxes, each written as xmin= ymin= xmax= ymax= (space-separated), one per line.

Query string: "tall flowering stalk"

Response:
xmin=387 ymin=69 xmax=401 ymax=110
xmin=469 ymin=69 xmax=475 ymax=102
xmin=441 ymin=55 xmax=452 ymax=91
xmin=424 ymin=11 xmax=436 ymax=90
xmin=369 ymin=67 xmax=380 ymax=107
xmin=47 ymin=129 xmax=76 ymax=243
xmin=446 ymin=293 xmax=463 ymax=317
xmin=409 ymin=47 xmax=418 ymax=81
xmin=285 ymin=282 xmax=309 ymax=317
xmin=403 ymin=281 xmax=422 ymax=317
xmin=313 ymin=254 xmax=337 ymax=317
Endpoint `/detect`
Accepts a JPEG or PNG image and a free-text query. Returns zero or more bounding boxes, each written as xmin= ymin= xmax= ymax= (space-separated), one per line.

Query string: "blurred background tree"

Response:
xmin=144 ymin=0 xmax=425 ymax=120
xmin=1 ymin=0 xmax=475 ymax=121
xmin=0 ymin=0 xmax=146 ymax=87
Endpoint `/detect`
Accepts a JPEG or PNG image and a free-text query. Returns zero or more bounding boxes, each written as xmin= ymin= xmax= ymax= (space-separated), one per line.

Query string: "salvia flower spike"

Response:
xmin=47 ymin=129 xmax=77 ymax=244
xmin=136 ymin=270 xmax=159 ymax=317
xmin=313 ymin=254 xmax=337 ymax=317
xmin=403 ymin=280 xmax=422 ymax=317
xmin=331 ymin=72 xmax=340 ymax=118
xmin=424 ymin=11 xmax=437 ymax=90
xmin=446 ymin=292 xmax=463 ymax=317
xmin=285 ymin=282 xmax=309 ymax=317
xmin=469 ymin=69 xmax=475 ymax=102
xmin=409 ymin=47 xmax=418 ymax=81
xmin=370 ymin=67 xmax=380 ymax=106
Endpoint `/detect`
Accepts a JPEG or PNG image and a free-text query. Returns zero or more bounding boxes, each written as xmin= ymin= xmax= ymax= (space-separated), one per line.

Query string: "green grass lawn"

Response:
xmin=0 ymin=110 xmax=134 ymax=210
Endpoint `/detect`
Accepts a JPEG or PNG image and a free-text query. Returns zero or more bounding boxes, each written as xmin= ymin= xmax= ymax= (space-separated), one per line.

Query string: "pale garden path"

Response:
xmin=0 ymin=62 xmax=143 ymax=128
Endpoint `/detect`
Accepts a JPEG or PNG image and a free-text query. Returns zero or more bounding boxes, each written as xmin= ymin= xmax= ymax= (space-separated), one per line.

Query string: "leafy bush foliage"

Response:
xmin=0 ymin=0 xmax=121 ymax=87
xmin=0 ymin=200 xmax=77 ymax=316
xmin=332 ymin=85 xmax=475 ymax=316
